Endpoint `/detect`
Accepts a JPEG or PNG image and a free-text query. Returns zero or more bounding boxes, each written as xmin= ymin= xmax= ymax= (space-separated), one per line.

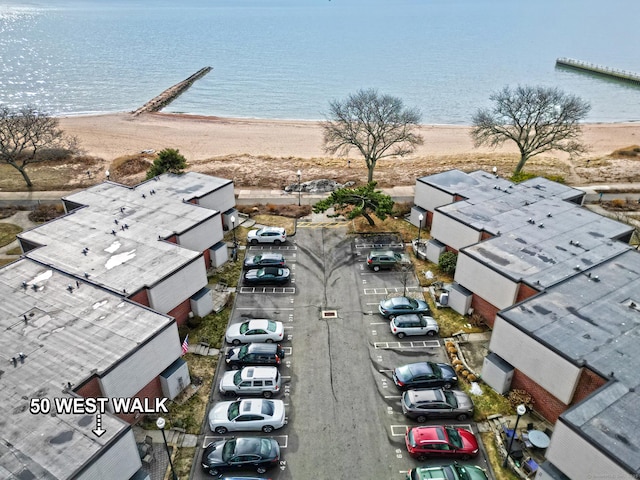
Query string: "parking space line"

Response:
xmin=384 ymin=395 xmax=402 ymax=399
xmin=369 ymin=322 xmax=387 ymax=325
xmin=378 ymin=369 xmax=394 ymax=373
xmin=247 ymin=246 xmax=298 ymax=251
xmin=203 ymin=435 xmax=289 ymax=448
xmin=282 ymin=347 xmax=292 ymax=355
xmin=355 ymin=243 xmax=404 ymax=249
xmin=238 ymin=286 xmax=296 ymax=294
xmin=234 ymin=307 xmax=295 ymax=311
xmin=363 ymin=287 xmax=423 ymax=295
xmin=374 ymin=340 xmax=440 ymax=349
xmin=390 ymin=425 xmax=408 ymax=437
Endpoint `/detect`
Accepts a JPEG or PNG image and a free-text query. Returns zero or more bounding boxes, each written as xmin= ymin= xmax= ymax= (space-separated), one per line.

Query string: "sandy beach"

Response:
xmin=59 ymin=112 xmax=640 ymax=162
xmin=52 ymin=113 xmax=640 ymax=190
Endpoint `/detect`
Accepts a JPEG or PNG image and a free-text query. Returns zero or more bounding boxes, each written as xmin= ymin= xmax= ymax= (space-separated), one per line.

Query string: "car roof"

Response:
xmin=245 ymin=343 xmax=279 ymax=353
xmin=389 ymin=296 xmax=414 ymax=305
xmin=259 ymin=226 xmax=285 ymax=233
xmin=408 ymin=362 xmax=435 ymax=376
xmin=233 ymin=437 xmax=271 ymax=455
xmin=261 ymin=267 xmax=282 ymax=274
xmin=369 ymin=250 xmax=395 ymax=256
xmin=410 ymin=425 xmax=447 ymax=444
xmin=252 ymin=253 xmax=284 ymax=260
xmin=241 ymin=366 xmax=278 ymax=379
xmin=245 ymin=319 xmax=273 ymax=328
xmin=408 ymin=388 xmax=445 ymax=403
xmin=238 ymin=399 xmax=270 ymax=415
xmin=393 ymin=313 xmax=422 ymax=321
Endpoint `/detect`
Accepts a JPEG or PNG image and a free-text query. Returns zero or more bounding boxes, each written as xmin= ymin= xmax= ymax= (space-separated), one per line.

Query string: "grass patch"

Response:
xmin=165 ymin=354 xmax=216 ymax=433
xmin=251 ymin=214 xmax=296 ymax=236
xmin=0 ymin=156 xmax=100 ymax=191
xmin=5 ymin=246 xmax=23 ymax=255
xmin=349 ymin=214 xmax=419 ymax=242
xmin=174 ymin=446 xmax=196 ymax=479
xmin=480 ymin=432 xmax=520 ymax=480
xmin=459 ymin=381 xmax=515 ymax=422
xmin=28 ymin=203 xmax=66 ymax=223
xmin=0 ymin=223 xmax=23 ymax=248
xmin=208 ymin=245 xmax=245 ymax=288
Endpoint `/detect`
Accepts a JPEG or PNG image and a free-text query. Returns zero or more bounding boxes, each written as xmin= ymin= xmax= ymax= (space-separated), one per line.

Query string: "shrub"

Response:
xmin=28 ymin=203 xmax=65 ymax=223
xmin=438 ymin=251 xmax=458 ymax=275
xmin=146 ymin=148 xmax=187 ymax=179
xmin=508 ymin=388 xmax=535 ymax=410
xmin=467 ymin=374 xmax=478 ymax=382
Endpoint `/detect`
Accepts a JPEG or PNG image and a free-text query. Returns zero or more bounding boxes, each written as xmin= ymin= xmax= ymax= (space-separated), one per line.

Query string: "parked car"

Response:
xmin=393 ymin=362 xmax=458 ymax=390
xmin=405 ymin=425 xmax=479 ymax=460
xmin=401 ymin=388 xmax=474 ymax=422
xmin=243 ymin=267 xmax=291 ymax=285
xmin=366 ymin=249 xmax=411 ymax=271
xmin=208 ymin=398 xmax=286 ymax=434
xmin=201 ymin=437 xmax=280 ymax=476
xmin=225 ymin=319 xmax=284 ymax=346
xmin=406 ymin=464 xmax=488 ymax=480
xmin=247 ymin=227 xmax=286 ymax=245
xmin=390 ymin=314 xmax=438 ymax=338
xmin=225 ymin=343 xmax=285 ymax=370
xmin=379 ymin=296 xmax=431 ymax=318
xmin=243 ymin=253 xmax=286 ymax=270
xmin=219 ymin=366 xmax=282 ymax=398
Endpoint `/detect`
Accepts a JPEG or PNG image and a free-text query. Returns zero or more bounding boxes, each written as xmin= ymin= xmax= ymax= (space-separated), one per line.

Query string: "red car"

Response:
xmin=405 ymin=425 xmax=479 ymax=461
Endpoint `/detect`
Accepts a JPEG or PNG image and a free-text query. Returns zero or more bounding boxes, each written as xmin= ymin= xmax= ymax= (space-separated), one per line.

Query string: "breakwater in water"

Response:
xmin=556 ymin=58 xmax=640 ymax=86
xmin=132 ymin=67 xmax=212 ymax=116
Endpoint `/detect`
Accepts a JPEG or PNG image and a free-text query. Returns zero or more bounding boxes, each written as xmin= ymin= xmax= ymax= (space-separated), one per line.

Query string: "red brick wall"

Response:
xmin=480 ymin=231 xmax=493 ymax=241
xmin=426 ymin=211 xmax=434 ymax=229
xmin=165 ymin=235 xmax=177 ymax=244
xmin=571 ymin=368 xmax=607 ymax=406
xmin=128 ymin=288 xmax=150 ymax=308
xmin=115 ymin=376 xmax=165 ymax=424
xmin=203 ymin=248 xmax=211 ymax=268
xmin=515 ymin=283 xmax=539 ymax=304
xmin=511 ymin=370 xmax=567 ymax=423
xmin=76 ymin=376 xmax=104 ymax=398
xmin=470 ymin=295 xmax=499 ymax=328
xmin=168 ymin=298 xmax=192 ymax=326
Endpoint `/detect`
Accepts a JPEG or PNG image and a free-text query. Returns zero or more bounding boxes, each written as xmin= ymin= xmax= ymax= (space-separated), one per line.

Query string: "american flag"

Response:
xmin=181 ymin=335 xmax=189 ymax=355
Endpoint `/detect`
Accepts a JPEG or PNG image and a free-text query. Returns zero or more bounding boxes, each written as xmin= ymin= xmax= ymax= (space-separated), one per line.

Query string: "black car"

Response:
xmin=393 ymin=362 xmax=458 ymax=390
xmin=243 ymin=253 xmax=286 ymax=270
xmin=201 ymin=437 xmax=280 ymax=476
xmin=225 ymin=343 xmax=286 ymax=369
xmin=243 ymin=267 xmax=291 ymax=285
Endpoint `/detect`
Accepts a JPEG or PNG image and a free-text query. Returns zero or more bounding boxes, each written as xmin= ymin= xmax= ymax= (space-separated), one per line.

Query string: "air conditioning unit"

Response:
xmin=482 ymin=352 xmax=514 ymax=394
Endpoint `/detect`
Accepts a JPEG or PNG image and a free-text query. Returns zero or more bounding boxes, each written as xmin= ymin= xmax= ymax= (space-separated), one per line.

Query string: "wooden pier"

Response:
xmin=556 ymin=58 xmax=640 ymax=86
xmin=132 ymin=66 xmax=212 ymax=116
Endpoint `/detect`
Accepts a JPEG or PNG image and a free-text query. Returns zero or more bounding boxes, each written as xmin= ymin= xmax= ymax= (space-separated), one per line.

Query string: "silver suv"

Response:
xmin=219 ymin=366 xmax=281 ymax=398
xmin=247 ymin=227 xmax=287 ymax=245
xmin=390 ymin=314 xmax=439 ymax=338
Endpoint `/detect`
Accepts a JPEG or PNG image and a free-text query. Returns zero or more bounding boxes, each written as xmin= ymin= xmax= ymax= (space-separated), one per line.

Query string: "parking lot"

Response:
xmin=193 ymin=225 xmax=492 ymax=479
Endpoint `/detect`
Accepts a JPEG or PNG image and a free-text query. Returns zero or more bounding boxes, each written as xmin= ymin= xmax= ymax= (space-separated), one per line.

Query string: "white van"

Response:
xmin=219 ymin=366 xmax=281 ymax=398
xmin=389 ymin=314 xmax=439 ymax=338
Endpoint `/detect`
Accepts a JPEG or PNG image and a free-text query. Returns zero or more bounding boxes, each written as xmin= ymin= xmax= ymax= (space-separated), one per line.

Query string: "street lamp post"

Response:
xmin=230 ymin=215 xmax=237 ymax=246
xmin=296 ymin=169 xmax=302 ymax=206
xmin=503 ymin=404 xmax=527 ymax=468
xmin=156 ymin=417 xmax=178 ymax=480
xmin=417 ymin=213 xmax=424 ymax=245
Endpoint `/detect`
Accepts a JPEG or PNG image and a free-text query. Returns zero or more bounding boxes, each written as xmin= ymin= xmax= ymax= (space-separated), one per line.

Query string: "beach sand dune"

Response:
xmin=57 ymin=113 xmax=640 ymax=188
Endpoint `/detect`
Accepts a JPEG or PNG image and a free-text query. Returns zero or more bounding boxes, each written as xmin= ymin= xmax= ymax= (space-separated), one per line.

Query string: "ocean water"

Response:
xmin=1 ymin=0 xmax=640 ymax=124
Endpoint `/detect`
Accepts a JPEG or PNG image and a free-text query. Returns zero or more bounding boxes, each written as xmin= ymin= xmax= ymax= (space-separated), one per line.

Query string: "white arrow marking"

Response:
xmin=92 ymin=413 xmax=106 ymax=437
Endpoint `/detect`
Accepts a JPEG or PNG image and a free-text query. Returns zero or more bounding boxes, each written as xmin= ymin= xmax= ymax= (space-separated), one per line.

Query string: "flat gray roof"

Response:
xmin=0 ymin=259 xmax=172 ymax=478
xmin=501 ymin=249 xmax=640 ymax=473
xmin=427 ymin=172 xmax=634 ymax=288
xmin=20 ymin=181 xmax=210 ymax=294
xmin=148 ymin=172 xmax=232 ymax=200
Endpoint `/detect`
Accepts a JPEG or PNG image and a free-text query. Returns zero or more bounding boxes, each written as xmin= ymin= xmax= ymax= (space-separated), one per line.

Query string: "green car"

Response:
xmin=407 ymin=464 xmax=488 ymax=480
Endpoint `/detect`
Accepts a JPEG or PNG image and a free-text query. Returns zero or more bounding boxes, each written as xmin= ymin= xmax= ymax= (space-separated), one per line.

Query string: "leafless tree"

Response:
xmin=322 ymin=89 xmax=423 ymax=183
xmin=0 ymin=105 xmax=77 ymax=187
xmin=471 ymin=85 xmax=591 ymax=175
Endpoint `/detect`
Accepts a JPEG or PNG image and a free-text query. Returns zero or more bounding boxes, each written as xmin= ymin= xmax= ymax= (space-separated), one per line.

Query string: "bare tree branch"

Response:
xmin=0 ymin=105 xmax=78 ymax=187
xmin=471 ymin=86 xmax=591 ymax=175
xmin=322 ymin=89 xmax=423 ymax=183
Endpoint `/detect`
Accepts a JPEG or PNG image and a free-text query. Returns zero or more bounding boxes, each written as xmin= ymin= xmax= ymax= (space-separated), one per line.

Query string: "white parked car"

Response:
xmin=389 ymin=314 xmax=439 ymax=338
xmin=247 ymin=226 xmax=287 ymax=245
xmin=225 ymin=319 xmax=285 ymax=346
xmin=219 ymin=366 xmax=282 ymax=398
xmin=208 ymin=398 xmax=286 ymax=434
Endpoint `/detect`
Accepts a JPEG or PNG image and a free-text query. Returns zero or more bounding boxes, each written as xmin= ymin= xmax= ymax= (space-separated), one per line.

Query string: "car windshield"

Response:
xmin=443 ymin=390 xmax=458 ymax=407
xmin=257 ymin=269 xmax=266 ymax=277
xmin=238 ymin=345 xmax=249 ymax=359
xmin=430 ymin=362 xmax=443 ymax=378
xmin=453 ymin=465 xmax=473 ymax=480
xmin=233 ymin=371 xmax=243 ymax=386
xmin=406 ymin=298 xmax=418 ymax=308
xmin=406 ymin=428 xmax=417 ymax=447
xmin=239 ymin=322 xmax=250 ymax=334
xmin=445 ymin=426 xmax=463 ymax=448
xmin=267 ymin=320 xmax=277 ymax=332
xmin=227 ymin=401 xmax=240 ymax=420
xmin=221 ymin=439 xmax=236 ymax=461
xmin=261 ymin=400 xmax=274 ymax=416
